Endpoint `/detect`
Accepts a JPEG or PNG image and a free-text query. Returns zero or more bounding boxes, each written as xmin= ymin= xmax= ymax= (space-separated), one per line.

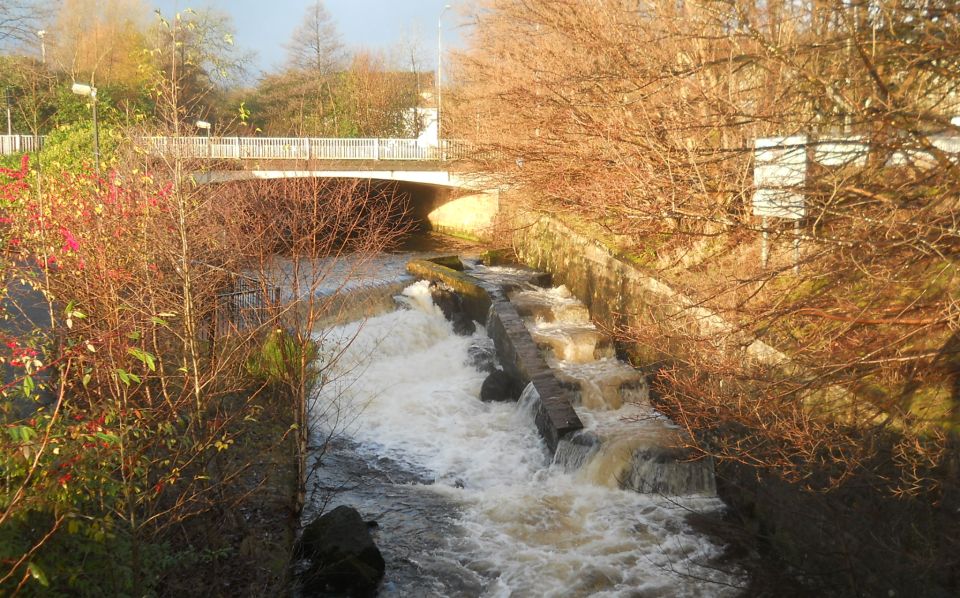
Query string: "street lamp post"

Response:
xmin=437 ymin=4 xmax=452 ymax=156
xmin=71 ymin=83 xmax=100 ymax=181
xmin=4 ymin=88 xmax=11 ymax=136
xmin=36 ymin=30 xmax=46 ymax=64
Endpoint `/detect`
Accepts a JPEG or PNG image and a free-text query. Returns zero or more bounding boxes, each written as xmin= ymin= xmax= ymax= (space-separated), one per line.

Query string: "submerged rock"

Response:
xmin=451 ymin=311 xmax=476 ymax=336
xmin=299 ymin=505 xmax=385 ymax=597
xmin=430 ymin=283 xmax=476 ymax=335
xmin=466 ymin=340 xmax=497 ymax=373
xmin=480 ymin=369 xmax=520 ymax=402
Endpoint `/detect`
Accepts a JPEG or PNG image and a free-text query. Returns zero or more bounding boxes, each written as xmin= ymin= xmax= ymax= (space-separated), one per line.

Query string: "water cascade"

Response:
xmin=305 ymin=277 xmax=740 ymax=596
xmin=488 ymin=277 xmax=718 ymax=497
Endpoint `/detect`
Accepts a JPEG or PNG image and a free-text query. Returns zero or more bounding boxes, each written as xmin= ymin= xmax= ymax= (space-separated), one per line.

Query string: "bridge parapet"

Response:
xmin=1 ymin=134 xmax=470 ymax=163
xmin=142 ymin=136 xmax=468 ymax=162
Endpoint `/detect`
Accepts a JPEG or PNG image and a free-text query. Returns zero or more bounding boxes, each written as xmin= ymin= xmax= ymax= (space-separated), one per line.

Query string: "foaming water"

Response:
xmin=510 ymin=285 xmax=592 ymax=323
xmin=309 ymin=281 xmax=739 ymax=596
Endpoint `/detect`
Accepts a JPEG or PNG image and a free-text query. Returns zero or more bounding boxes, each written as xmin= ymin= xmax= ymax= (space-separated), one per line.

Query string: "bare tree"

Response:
xmin=225 ymin=176 xmax=411 ymax=510
xmin=286 ymin=0 xmax=344 ymax=77
xmin=0 ymin=0 xmax=42 ymax=48
xmin=397 ymin=23 xmax=428 ymax=136
xmin=452 ymin=0 xmax=960 ymax=594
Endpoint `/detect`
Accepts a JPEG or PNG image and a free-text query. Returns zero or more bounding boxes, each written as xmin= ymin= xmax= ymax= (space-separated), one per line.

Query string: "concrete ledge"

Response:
xmin=406 ymin=257 xmax=583 ymax=453
xmin=406 ymin=259 xmax=492 ymax=323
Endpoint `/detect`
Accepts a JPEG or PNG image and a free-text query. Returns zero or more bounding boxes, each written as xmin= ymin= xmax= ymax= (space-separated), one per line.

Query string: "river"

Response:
xmin=299 ymin=235 xmax=741 ymax=597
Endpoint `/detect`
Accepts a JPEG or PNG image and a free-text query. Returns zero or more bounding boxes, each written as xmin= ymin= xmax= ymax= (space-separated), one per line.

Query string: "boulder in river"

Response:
xmin=480 ymin=369 xmax=520 ymax=402
xmin=299 ymin=505 xmax=385 ymax=597
xmin=430 ymin=283 xmax=476 ymax=336
xmin=466 ymin=340 xmax=497 ymax=373
xmin=451 ymin=311 xmax=476 ymax=335
xmin=428 ymin=255 xmax=465 ymax=271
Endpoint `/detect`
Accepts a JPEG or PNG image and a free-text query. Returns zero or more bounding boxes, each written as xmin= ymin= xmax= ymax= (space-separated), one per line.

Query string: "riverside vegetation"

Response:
xmin=0 ymin=2 xmax=412 ymax=594
xmin=3 ymin=0 xmax=959 ymax=595
xmin=451 ymin=1 xmax=960 ymax=595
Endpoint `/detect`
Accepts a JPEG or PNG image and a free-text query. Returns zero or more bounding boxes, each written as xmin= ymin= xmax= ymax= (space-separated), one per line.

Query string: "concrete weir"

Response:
xmin=407 ymin=258 xmax=583 ymax=453
xmin=408 ymin=256 xmax=718 ymax=497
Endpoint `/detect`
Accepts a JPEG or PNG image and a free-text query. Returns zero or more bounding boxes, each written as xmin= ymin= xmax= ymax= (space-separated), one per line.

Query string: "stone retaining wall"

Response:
xmin=510 ymin=213 xmax=787 ymax=368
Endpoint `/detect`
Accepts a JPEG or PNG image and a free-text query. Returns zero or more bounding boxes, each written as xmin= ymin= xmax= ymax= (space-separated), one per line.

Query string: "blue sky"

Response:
xmin=151 ymin=0 xmax=467 ymax=75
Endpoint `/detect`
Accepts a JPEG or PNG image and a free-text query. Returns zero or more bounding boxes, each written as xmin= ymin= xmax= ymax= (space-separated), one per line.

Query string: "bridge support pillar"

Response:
xmin=426 ymin=188 xmax=500 ymax=241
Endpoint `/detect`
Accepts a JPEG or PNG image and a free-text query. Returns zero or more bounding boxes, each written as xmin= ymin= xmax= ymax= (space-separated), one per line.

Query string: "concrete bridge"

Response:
xmin=2 ymin=134 xmax=499 ymax=239
xmin=155 ymin=137 xmax=482 ymax=188
xmin=150 ymin=136 xmax=497 ymax=239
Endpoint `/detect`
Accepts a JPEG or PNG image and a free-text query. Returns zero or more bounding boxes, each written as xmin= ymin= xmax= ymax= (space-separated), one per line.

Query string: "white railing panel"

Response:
xmin=2 ymin=134 xmax=475 ymax=161
xmin=0 ymin=135 xmax=45 ymax=155
xmin=138 ymin=136 xmax=470 ymax=162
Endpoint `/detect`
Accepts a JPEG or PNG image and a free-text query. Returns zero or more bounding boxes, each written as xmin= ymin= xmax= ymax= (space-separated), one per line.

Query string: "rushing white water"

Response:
xmin=510 ymin=285 xmax=592 ymax=323
xmin=309 ymin=280 xmax=740 ymax=597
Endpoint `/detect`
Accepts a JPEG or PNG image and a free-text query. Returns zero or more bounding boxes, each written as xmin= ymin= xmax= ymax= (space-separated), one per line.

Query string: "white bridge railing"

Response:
xmin=1 ymin=135 xmax=44 ymax=155
xmin=141 ymin=137 xmax=468 ymax=162
xmin=1 ymin=134 xmax=467 ymax=162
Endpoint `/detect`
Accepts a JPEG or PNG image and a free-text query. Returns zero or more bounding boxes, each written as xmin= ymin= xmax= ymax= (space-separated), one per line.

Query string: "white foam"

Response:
xmin=310 ymin=282 xmax=741 ymax=596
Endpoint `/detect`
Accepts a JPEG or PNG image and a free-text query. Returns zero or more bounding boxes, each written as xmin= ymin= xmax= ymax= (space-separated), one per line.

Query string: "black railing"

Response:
xmin=203 ymin=274 xmax=281 ymax=340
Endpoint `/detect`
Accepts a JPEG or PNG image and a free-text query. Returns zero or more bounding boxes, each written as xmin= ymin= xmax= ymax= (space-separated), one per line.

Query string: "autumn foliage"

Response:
xmin=0 ymin=145 xmax=277 ymax=593
xmin=453 ymin=0 xmax=960 ymax=593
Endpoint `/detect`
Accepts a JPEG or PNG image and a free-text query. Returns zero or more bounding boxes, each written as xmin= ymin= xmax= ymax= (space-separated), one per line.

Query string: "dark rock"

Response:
xmin=298 ymin=506 xmax=385 ymax=597
xmin=406 ymin=260 xmax=493 ymax=323
xmin=434 ymin=474 xmax=466 ymax=489
xmin=430 ymin=284 xmax=460 ymax=321
xmin=451 ymin=311 xmax=476 ymax=335
xmin=407 ymin=256 xmax=584 ymax=454
xmin=480 ymin=369 xmax=520 ymax=402
xmin=466 ymin=341 xmax=497 ymax=373
xmin=429 ymin=283 xmax=475 ymax=335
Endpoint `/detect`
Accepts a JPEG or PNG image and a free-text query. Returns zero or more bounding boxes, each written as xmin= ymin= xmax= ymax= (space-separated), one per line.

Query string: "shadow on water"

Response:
xmin=391 ymin=232 xmax=488 ymax=257
xmin=303 ymin=436 xmax=487 ymax=597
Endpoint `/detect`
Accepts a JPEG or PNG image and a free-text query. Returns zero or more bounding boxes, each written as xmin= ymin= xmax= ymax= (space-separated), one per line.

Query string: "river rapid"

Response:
xmin=300 ymin=238 xmax=741 ymax=597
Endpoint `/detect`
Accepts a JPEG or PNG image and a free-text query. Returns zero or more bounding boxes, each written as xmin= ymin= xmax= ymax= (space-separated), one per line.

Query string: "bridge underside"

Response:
xmin=194 ymin=169 xmax=464 ymax=188
xmin=196 ymin=169 xmax=499 ymax=241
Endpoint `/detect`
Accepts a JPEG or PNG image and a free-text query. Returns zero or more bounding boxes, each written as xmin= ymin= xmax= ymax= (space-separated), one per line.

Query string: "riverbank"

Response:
xmin=157 ymin=388 xmax=298 ymax=596
xmin=498 ymin=206 xmax=960 ymax=597
xmin=156 ymin=234 xmax=493 ymax=595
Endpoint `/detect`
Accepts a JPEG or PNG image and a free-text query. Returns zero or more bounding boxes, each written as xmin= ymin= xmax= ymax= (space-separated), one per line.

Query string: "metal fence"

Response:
xmin=0 ymin=135 xmax=44 ymax=155
xmin=1 ymin=133 xmax=468 ymax=161
xmin=141 ymin=136 xmax=468 ymax=161
xmin=204 ymin=275 xmax=281 ymax=340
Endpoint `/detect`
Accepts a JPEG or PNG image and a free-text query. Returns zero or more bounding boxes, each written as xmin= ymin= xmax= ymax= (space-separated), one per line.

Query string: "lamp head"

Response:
xmin=71 ymin=83 xmax=96 ymax=98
